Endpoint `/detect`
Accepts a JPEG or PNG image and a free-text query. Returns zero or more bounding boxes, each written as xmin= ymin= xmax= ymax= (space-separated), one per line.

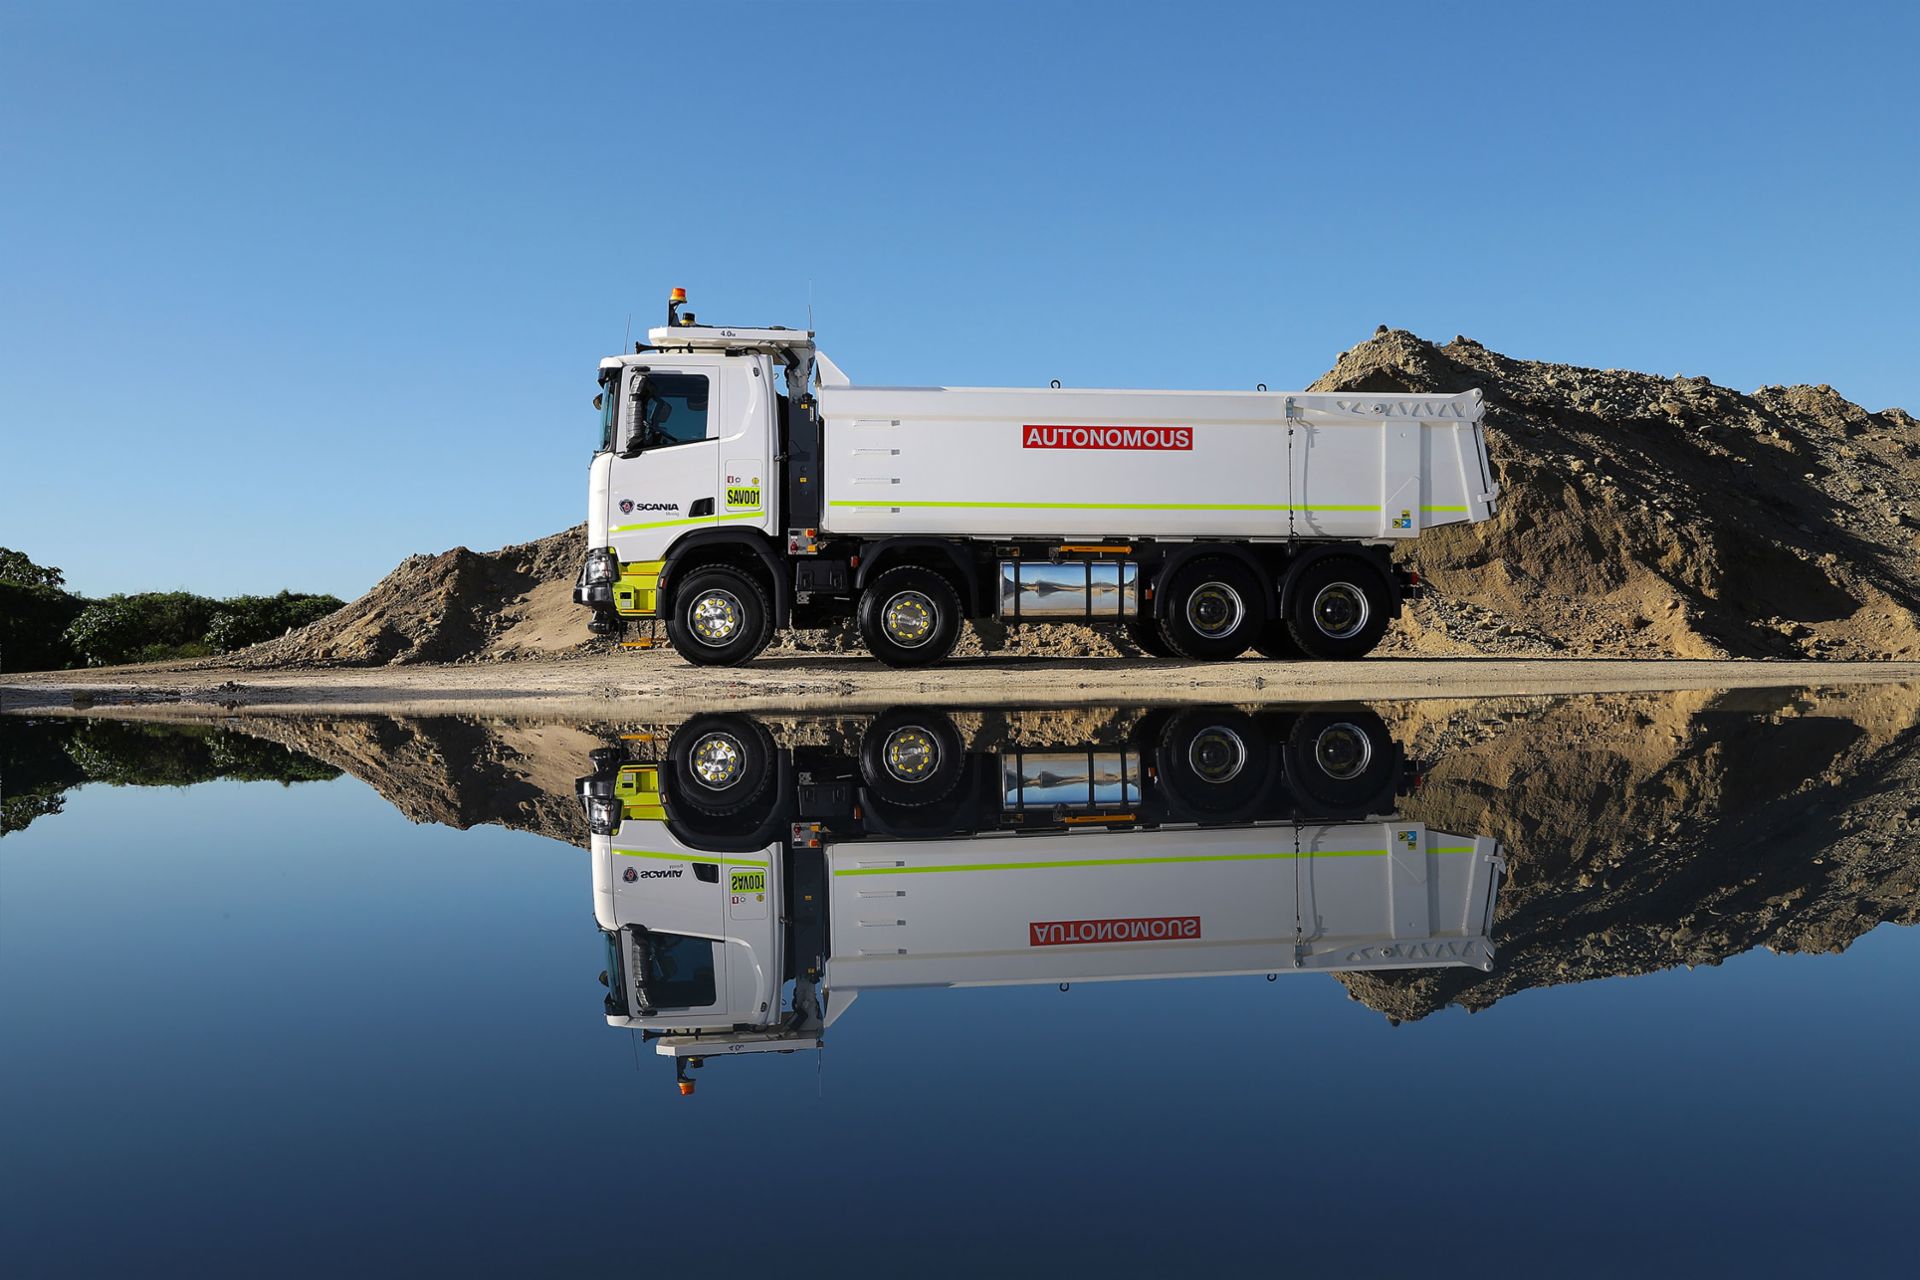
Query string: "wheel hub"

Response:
xmin=883 ymin=590 xmax=936 ymax=647
xmin=688 ymin=590 xmax=743 ymax=645
xmin=1311 ymin=723 xmax=1372 ymax=779
xmin=1185 ymin=582 xmax=1245 ymax=638
xmin=881 ymin=726 xmax=940 ymax=782
xmin=1310 ymin=582 xmax=1370 ymax=640
xmin=688 ymin=732 xmax=744 ymax=789
xmin=1187 ymin=726 xmax=1248 ymax=783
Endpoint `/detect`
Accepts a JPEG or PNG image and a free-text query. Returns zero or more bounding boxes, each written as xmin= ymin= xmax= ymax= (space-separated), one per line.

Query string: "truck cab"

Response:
xmin=578 ymin=314 xmax=823 ymax=644
xmin=577 ymin=704 xmax=1505 ymax=1093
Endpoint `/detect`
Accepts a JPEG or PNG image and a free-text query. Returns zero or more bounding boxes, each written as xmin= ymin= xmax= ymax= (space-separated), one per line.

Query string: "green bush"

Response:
xmin=65 ymin=592 xmax=220 ymax=667
xmin=0 ymin=581 xmax=86 ymax=671
xmin=205 ymin=591 xmax=345 ymax=652
xmin=4 ymin=547 xmax=346 ymax=669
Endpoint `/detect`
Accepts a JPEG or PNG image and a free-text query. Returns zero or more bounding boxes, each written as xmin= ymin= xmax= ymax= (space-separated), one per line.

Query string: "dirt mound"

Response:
xmin=237 ymin=334 xmax=1919 ymax=667
xmin=238 ymin=527 xmax=595 ymax=667
xmin=1318 ymin=332 xmax=1920 ymax=659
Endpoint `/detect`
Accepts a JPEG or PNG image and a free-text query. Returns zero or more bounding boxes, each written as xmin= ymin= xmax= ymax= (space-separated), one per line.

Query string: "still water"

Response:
xmin=4 ymin=688 xmax=1917 ymax=1275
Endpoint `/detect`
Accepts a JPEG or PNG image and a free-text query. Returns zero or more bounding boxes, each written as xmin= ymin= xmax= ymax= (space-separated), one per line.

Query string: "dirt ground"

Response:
xmin=5 ymin=650 xmax=1918 ymax=719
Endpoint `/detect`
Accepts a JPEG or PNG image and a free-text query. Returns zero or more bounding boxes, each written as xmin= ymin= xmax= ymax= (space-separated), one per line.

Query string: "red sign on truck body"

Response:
xmin=1028 ymin=916 xmax=1202 ymax=946
xmin=1021 ymin=424 xmax=1192 ymax=451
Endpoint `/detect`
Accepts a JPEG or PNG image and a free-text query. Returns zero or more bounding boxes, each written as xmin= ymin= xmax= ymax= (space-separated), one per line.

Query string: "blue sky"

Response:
xmin=3 ymin=0 xmax=1916 ymax=600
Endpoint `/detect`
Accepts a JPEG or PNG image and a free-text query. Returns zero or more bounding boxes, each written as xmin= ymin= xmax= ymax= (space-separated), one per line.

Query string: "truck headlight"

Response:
xmin=585 ymin=549 xmax=618 ymax=585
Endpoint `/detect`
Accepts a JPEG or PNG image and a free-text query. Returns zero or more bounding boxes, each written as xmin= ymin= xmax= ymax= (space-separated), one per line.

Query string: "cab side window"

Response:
xmin=644 ymin=933 xmax=718 ymax=1009
xmin=634 ymin=373 xmax=711 ymax=449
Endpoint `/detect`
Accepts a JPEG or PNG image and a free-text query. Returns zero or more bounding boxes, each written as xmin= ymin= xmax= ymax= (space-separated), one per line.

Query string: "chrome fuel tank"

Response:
xmin=996 ymin=560 xmax=1140 ymax=620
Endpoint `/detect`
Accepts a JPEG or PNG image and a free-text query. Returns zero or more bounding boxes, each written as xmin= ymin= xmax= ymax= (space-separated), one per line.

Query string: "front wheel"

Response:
xmin=665 ymin=566 xmax=773 ymax=666
xmin=858 ymin=566 xmax=962 ymax=668
xmin=668 ymin=714 xmax=776 ymax=817
xmin=1283 ymin=557 xmax=1390 ymax=659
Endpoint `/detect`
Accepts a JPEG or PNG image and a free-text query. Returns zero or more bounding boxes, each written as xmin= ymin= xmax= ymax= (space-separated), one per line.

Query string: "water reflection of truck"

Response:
xmin=575 ymin=706 xmax=1504 ymax=1093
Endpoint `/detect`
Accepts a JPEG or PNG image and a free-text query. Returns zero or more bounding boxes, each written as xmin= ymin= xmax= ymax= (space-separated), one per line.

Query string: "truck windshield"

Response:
xmin=629 ymin=374 xmax=710 ymax=451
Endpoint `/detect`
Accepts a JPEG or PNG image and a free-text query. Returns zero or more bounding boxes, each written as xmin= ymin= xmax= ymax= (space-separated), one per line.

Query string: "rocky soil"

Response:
xmin=215 ymin=330 xmax=1919 ymax=669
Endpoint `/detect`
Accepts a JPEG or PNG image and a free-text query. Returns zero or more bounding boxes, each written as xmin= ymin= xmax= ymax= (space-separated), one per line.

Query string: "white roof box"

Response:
xmin=645 ymin=323 xmax=814 ymax=352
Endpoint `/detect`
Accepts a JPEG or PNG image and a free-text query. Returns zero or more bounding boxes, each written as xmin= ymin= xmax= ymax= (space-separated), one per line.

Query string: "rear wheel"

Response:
xmin=1283 ymin=557 xmax=1391 ymax=659
xmin=858 ymin=565 xmax=962 ymax=668
xmin=1127 ymin=617 xmax=1178 ymax=658
xmin=665 ymin=565 xmax=773 ymax=666
xmin=1159 ymin=557 xmax=1266 ymax=660
xmin=1283 ymin=710 xmax=1396 ymax=813
xmin=1154 ymin=708 xmax=1272 ymax=818
xmin=1253 ymin=623 xmax=1302 ymax=660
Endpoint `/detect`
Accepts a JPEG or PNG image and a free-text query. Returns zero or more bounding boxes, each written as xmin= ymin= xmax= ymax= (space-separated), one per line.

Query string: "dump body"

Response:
xmin=818 ymin=386 xmax=1495 ymax=542
xmin=826 ymin=821 xmax=1501 ymax=991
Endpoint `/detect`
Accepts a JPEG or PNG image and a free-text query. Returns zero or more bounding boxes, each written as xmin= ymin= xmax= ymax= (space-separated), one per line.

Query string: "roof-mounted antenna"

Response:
xmin=807 ymin=279 xmax=814 ymax=335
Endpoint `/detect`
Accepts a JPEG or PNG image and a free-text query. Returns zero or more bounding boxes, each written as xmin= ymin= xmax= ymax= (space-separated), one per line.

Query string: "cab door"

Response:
xmin=608 ymin=834 xmax=730 ymax=1024
xmin=607 ymin=367 xmax=721 ymax=563
xmin=714 ymin=355 xmax=775 ymax=538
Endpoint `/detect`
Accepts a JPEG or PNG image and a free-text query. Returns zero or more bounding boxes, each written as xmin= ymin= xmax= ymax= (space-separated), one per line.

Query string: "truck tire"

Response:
xmin=859 ymin=708 xmax=965 ymax=807
xmin=669 ymin=714 xmax=775 ymax=817
xmin=1153 ymin=708 xmax=1271 ymax=818
xmin=1283 ymin=557 xmax=1390 ymax=659
xmin=1253 ymin=624 xmax=1302 ymax=660
xmin=858 ymin=565 xmax=962 ymax=668
xmin=1127 ymin=617 xmax=1178 ymax=658
xmin=665 ymin=565 xmax=773 ymax=666
xmin=1160 ymin=557 xmax=1266 ymax=660
xmin=1283 ymin=710 xmax=1397 ymax=814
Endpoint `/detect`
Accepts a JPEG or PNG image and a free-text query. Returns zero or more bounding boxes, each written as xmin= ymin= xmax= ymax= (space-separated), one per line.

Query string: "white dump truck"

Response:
xmin=576 ymin=289 xmax=1499 ymax=666
xmin=575 ymin=705 xmax=1504 ymax=1092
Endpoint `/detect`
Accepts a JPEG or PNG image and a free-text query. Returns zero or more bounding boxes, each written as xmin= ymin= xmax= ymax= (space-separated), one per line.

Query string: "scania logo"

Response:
xmin=618 ymin=500 xmax=680 ymax=514
xmin=633 ymin=867 xmax=683 ymax=880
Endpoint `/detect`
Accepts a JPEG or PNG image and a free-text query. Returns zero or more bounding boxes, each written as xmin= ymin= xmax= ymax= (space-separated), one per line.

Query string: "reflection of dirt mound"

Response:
xmin=1343 ymin=683 xmax=1920 ymax=1021
xmin=228 ymin=335 xmax=1918 ymax=668
xmin=238 ymin=716 xmax=602 ymax=846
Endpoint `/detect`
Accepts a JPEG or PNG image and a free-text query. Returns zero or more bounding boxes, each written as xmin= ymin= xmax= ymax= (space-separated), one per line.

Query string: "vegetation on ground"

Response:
xmin=0 ymin=548 xmax=344 ymax=670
